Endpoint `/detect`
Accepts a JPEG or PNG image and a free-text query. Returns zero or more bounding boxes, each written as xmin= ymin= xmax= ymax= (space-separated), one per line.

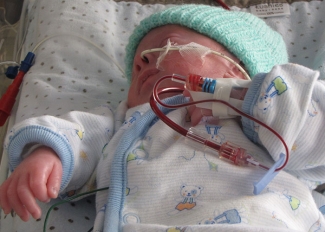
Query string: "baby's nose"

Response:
xmin=134 ymin=53 xmax=157 ymax=73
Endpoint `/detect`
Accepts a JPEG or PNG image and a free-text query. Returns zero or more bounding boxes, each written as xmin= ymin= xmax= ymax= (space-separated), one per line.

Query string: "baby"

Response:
xmin=1 ymin=4 xmax=325 ymax=232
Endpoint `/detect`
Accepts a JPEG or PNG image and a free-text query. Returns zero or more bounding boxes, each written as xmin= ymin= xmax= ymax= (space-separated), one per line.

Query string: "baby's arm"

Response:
xmin=1 ymin=104 xmax=115 ymax=221
xmin=0 ymin=146 xmax=62 ymax=221
xmin=241 ymin=64 xmax=325 ymax=182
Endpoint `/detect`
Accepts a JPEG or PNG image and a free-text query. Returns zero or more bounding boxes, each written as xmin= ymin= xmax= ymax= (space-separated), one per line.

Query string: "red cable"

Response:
xmin=214 ymin=0 xmax=231 ymax=10
xmin=0 ymin=70 xmax=26 ymax=126
xmin=150 ymin=75 xmax=289 ymax=171
xmin=0 ymin=52 xmax=34 ymax=127
xmin=150 ymin=87 xmax=187 ymax=136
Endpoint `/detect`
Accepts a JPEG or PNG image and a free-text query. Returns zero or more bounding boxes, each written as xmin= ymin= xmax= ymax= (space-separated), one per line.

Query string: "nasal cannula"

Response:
xmin=149 ymin=73 xmax=290 ymax=194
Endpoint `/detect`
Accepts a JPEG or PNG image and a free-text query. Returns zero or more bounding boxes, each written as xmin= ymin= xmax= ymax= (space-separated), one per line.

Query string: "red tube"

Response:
xmin=0 ymin=52 xmax=34 ymax=126
xmin=0 ymin=70 xmax=26 ymax=126
xmin=150 ymin=75 xmax=289 ymax=171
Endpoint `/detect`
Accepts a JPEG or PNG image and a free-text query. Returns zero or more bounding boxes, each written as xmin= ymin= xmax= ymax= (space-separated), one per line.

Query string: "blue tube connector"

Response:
xmin=20 ymin=52 xmax=35 ymax=73
xmin=5 ymin=66 xmax=19 ymax=79
xmin=5 ymin=52 xmax=35 ymax=79
xmin=202 ymin=78 xmax=217 ymax=93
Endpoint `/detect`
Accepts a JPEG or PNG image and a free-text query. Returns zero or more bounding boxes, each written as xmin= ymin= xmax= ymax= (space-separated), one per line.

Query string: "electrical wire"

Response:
xmin=43 ymin=186 xmax=109 ymax=232
xmin=0 ymin=61 xmax=19 ymax=66
xmin=13 ymin=2 xmax=30 ymax=62
xmin=0 ymin=7 xmax=19 ymax=32
xmin=0 ymin=24 xmax=17 ymax=34
xmin=150 ymin=75 xmax=290 ymax=171
xmin=30 ymin=33 xmax=126 ymax=77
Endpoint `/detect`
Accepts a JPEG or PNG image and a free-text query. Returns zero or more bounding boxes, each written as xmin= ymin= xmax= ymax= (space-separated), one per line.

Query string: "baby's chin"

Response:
xmin=128 ymin=91 xmax=182 ymax=108
xmin=127 ymin=94 xmax=150 ymax=108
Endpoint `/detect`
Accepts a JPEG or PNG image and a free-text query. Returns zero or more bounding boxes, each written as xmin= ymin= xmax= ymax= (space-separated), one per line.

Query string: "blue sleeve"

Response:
xmin=6 ymin=125 xmax=74 ymax=192
xmin=4 ymin=105 xmax=115 ymax=192
xmin=241 ymin=64 xmax=325 ymax=185
xmin=241 ymin=72 xmax=267 ymax=144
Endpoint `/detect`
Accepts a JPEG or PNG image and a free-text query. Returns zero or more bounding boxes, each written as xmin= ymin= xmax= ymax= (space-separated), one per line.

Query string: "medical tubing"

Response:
xmin=0 ymin=52 xmax=35 ymax=126
xmin=150 ymin=90 xmax=264 ymax=169
xmin=187 ymin=127 xmax=269 ymax=170
xmin=150 ymin=87 xmax=187 ymax=136
xmin=150 ymin=91 xmax=221 ymax=151
xmin=30 ymin=33 xmax=125 ymax=77
xmin=151 ymin=75 xmax=289 ymax=171
xmin=151 ymin=92 xmax=268 ymax=169
xmin=43 ymin=187 xmax=109 ymax=232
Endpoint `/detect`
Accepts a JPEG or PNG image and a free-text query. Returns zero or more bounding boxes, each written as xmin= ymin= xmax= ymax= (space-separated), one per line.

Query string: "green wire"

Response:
xmin=43 ymin=187 xmax=109 ymax=232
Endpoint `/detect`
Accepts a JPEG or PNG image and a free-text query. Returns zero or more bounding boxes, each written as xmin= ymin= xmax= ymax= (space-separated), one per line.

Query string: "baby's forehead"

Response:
xmin=138 ymin=24 xmax=227 ymax=52
xmin=143 ymin=25 xmax=203 ymax=41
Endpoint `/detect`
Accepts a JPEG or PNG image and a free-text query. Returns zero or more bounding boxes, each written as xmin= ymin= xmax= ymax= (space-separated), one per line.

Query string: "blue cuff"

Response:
xmin=241 ymin=73 xmax=267 ymax=143
xmin=6 ymin=125 xmax=74 ymax=191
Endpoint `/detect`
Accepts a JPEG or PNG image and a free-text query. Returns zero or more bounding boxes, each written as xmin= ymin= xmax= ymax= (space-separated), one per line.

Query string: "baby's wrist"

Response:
xmin=23 ymin=145 xmax=58 ymax=160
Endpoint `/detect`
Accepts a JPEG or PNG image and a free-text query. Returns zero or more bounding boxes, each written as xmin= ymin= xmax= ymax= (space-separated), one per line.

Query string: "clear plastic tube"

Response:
xmin=152 ymin=74 xmax=289 ymax=171
xmin=185 ymin=127 xmax=269 ymax=170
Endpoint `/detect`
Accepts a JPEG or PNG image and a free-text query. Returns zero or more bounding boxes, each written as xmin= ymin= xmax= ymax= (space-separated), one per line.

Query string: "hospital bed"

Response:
xmin=0 ymin=0 xmax=324 ymax=231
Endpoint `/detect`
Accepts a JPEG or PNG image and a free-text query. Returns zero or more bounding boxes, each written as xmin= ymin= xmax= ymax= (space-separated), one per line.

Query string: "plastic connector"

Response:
xmin=185 ymin=73 xmax=217 ymax=93
xmin=218 ymin=142 xmax=269 ymax=170
xmin=219 ymin=142 xmax=254 ymax=166
xmin=184 ymin=73 xmax=251 ymax=118
xmin=185 ymin=128 xmax=269 ymax=169
xmin=20 ymin=52 xmax=35 ymax=73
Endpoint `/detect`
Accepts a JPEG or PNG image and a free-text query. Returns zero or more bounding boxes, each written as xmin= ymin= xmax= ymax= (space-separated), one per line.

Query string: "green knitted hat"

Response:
xmin=125 ymin=4 xmax=288 ymax=82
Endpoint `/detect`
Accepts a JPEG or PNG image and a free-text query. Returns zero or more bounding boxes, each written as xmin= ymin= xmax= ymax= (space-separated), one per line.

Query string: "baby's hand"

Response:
xmin=0 ymin=146 xmax=62 ymax=221
xmin=184 ymin=90 xmax=214 ymax=126
xmin=187 ymin=105 xmax=214 ymax=126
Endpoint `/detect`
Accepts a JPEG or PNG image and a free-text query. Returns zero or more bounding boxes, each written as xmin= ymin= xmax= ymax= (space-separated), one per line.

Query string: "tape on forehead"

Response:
xmin=154 ymin=40 xmax=212 ymax=70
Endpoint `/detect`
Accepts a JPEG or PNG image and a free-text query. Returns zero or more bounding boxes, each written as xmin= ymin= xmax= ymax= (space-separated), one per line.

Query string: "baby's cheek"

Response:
xmin=200 ymin=59 xmax=231 ymax=78
xmin=157 ymin=51 xmax=204 ymax=73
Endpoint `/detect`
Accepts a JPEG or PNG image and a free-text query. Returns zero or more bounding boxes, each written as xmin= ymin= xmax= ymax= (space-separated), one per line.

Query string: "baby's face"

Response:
xmin=127 ymin=25 xmax=245 ymax=108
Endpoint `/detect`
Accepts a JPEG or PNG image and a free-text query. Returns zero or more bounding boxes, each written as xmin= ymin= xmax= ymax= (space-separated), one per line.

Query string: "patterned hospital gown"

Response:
xmin=4 ymin=64 xmax=325 ymax=231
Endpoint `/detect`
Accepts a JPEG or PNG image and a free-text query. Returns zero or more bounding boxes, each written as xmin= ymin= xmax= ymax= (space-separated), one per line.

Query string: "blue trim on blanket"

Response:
xmin=241 ymin=73 xmax=266 ymax=143
xmin=104 ymin=95 xmax=188 ymax=232
xmin=6 ymin=125 xmax=74 ymax=191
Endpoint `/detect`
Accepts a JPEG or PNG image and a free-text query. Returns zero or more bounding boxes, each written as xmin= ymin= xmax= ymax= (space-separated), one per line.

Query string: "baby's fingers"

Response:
xmin=46 ymin=162 xmax=62 ymax=199
xmin=7 ymin=176 xmax=30 ymax=221
xmin=29 ymin=169 xmax=51 ymax=203
xmin=17 ymin=174 xmax=41 ymax=220
xmin=0 ymin=178 xmax=13 ymax=215
xmin=190 ymin=108 xmax=213 ymax=126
